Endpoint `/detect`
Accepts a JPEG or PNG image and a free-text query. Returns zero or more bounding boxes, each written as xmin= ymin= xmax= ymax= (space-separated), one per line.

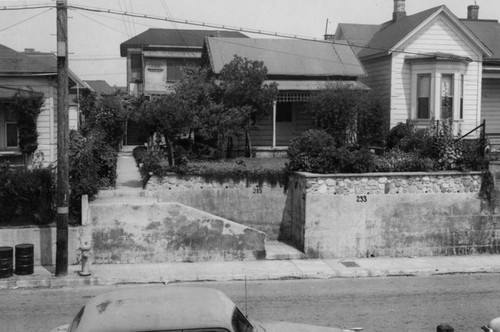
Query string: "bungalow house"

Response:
xmin=119 ymin=28 xmax=247 ymax=144
xmin=203 ymin=37 xmax=367 ymax=156
xmin=333 ymin=0 xmax=494 ymax=140
xmin=0 ymin=45 xmax=84 ymax=166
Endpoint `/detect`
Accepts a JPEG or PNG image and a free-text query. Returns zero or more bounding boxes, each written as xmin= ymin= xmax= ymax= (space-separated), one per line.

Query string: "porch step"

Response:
xmin=92 ymin=189 xmax=157 ymax=204
xmin=265 ymin=240 xmax=305 ymax=260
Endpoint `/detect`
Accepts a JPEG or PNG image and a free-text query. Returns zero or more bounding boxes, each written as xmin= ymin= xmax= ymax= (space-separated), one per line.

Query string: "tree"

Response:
xmin=218 ymin=55 xmax=278 ymax=156
xmin=142 ymin=94 xmax=194 ymax=166
xmin=79 ymin=90 xmax=129 ymax=149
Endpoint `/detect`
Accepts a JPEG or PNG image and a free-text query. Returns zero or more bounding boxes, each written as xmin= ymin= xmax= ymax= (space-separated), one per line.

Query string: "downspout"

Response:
xmin=272 ymin=99 xmax=277 ymax=148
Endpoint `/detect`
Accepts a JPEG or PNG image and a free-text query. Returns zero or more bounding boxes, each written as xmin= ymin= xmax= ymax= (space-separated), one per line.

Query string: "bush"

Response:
xmin=287 ymin=130 xmax=335 ymax=172
xmin=0 ymin=163 xmax=55 ymax=225
xmin=373 ymin=149 xmax=437 ymax=172
xmin=69 ymin=129 xmax=117 ymax=223
xmin=132 ymin=146 xmax=147 ymax=166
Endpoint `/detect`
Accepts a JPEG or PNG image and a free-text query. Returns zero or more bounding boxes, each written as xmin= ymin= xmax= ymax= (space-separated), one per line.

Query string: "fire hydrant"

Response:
xmin=78 ymin=242 xmax=92 ymax=276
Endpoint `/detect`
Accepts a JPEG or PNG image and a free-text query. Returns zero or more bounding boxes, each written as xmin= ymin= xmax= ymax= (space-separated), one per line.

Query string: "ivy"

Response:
xmin=11 ymin=91 xmax=44 ymax=153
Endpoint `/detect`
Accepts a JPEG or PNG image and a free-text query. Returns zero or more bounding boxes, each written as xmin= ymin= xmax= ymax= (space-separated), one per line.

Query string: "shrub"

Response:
xmin=0 ymin=163 xmax=55 ymax=225
xmin=69 ymin=129 xmax=117 ymax=223
xmin=373 ymin=149 xmax=437 ymax=172
xmin=287 ymin=129 xmax=335 ymax=172
xmin=132 ymin=146 xmax=147 ymax=166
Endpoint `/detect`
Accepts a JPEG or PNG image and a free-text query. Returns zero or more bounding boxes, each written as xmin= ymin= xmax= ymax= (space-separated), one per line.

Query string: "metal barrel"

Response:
xmin=15 ymin=244 xmax=34 ymax=275
xmin=0 ymin=246 xmax=14 ymax=278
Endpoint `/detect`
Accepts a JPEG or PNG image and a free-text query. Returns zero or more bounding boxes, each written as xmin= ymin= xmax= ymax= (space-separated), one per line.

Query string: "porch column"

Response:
xmin=272 ymin=99 xmax=277 ymax=148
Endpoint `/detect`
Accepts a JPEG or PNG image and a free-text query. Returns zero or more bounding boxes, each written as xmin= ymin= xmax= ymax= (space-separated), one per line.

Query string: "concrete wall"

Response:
xmin=146 ymin=175 xmax=290 ymax=240
xmin=289 ymin=171 xmax=500 ymax=258
xmin=0 ymin=226 xmax=82 ymax=266
xmin=88 ymin=201 xmax=266 ymax=263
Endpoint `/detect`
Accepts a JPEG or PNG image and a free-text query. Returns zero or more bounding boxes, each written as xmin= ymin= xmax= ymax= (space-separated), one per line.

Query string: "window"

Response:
xmin=460 ymin=75 xmax=464 ymax=120
xmin=130 ymin=54 xmax=143 ymax=82
xmin=440 ymin=74 xmax=454 ymax=119
xmin=6 ymin=123 xmax=18 ymax=147
xmin=276 ymin=102 xmax=293 ymax=122
xmin=232 ymin=308 xmax=254 ymax=332
xmin=417 ymin=74 xmax=431 ymax=119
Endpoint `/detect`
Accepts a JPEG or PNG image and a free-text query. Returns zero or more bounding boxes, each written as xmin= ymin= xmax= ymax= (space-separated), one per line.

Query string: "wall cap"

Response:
xmin=293 ymin=171 xmax=483 ymax=178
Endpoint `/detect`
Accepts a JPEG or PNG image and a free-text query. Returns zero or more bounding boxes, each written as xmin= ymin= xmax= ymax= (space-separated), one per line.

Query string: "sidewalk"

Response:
xmin=2 ymin=255 xmax=500 ymax=289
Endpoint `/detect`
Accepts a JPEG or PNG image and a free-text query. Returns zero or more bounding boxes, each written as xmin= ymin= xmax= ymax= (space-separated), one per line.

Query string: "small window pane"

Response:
xmin=6 ymin=123 xmax=18 ymax=147
xmin=441 ymin=74 xmax=453 ymax=119
xmin=417 ymin=75 xmax=431 ymax=119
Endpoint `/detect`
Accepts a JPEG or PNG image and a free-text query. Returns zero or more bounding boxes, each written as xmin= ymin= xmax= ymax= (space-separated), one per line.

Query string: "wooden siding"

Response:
xmin=360 ymin=55 xmax=392 ymax=130
xmin=0 ymin=76 xmax=57 ymax=164
xmin=391 ymin=15 xmax=483 ymax=135
xmin=482 ymin=79 xmax=500 ymax=135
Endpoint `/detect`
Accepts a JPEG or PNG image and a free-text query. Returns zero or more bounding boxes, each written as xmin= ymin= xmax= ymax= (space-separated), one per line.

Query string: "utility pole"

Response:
xmin=55 ymin=0 xmax=69 ymax=277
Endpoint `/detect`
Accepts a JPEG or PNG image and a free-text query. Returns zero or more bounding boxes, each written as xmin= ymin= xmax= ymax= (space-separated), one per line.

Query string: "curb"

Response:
xmin=2 ymin=265 xmax=500 ymax=290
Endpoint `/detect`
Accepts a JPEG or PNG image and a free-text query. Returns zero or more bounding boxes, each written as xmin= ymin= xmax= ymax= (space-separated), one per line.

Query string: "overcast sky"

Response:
xmin=0 ymin=0 xmax=498 ymax=86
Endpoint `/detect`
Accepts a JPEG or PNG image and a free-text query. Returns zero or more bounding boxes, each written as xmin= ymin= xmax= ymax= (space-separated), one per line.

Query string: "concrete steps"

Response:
xmin=265 ymin=241 xmax=305 ymax=260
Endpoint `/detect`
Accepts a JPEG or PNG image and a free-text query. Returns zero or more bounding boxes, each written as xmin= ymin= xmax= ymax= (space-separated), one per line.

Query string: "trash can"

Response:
xmin=0 ymin=246 xmax=13 ymax=278
xmin=15 ymin=243 xmax=34 ymax=275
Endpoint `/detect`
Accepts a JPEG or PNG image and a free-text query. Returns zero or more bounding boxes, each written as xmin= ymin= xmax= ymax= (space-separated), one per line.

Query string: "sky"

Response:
xmin=0 ymin=0 xmax=499 ymax=87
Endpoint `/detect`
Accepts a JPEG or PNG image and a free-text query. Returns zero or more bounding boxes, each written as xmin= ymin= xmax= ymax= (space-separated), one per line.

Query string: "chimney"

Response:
xmin=467 ymin=4 xmax=479 ymax=20
xmin=393 ymin=0 xmax=406 ymax=22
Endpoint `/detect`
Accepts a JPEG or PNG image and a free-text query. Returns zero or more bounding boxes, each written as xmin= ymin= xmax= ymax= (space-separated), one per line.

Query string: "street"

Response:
xmin=0 ymin=273 xmax=498 ymax=332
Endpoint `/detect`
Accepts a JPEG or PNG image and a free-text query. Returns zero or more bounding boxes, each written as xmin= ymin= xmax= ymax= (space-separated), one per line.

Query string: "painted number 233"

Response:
xmin=356 ymin=195 xmax=367 ymax=202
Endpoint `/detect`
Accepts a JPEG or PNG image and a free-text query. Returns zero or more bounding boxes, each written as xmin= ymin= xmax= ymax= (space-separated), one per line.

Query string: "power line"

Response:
xmin=0 ymin=7 xmax=53 ymax=32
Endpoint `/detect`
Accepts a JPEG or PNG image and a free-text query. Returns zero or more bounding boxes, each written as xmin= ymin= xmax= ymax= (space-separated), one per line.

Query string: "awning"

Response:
xmin=143 ymin=51 xmax=201 ymax=59
xmin=265 ymin=80 xmax=370 ymax=91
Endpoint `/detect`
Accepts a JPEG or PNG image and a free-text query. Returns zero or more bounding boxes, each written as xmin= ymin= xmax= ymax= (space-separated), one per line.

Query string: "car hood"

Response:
xmin=258 ymin=320 xmax=347 ymax=332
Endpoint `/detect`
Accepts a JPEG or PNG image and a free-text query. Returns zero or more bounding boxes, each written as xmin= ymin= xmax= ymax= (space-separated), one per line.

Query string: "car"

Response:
xmin=50 ymin=286 xmax=360 ymax=332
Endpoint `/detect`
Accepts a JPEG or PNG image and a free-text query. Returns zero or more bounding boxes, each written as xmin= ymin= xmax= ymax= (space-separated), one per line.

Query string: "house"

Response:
xmin=460 ymin=6 xmax=500 ymax=144
xmin=0 ymin=46 xmax=84 ymax=166
xmin=203 ymin=37 xmax=367 ymax=156
xmin=120 ymin=29 xmax=247 ymax=145
xmin=333 ymin=0 xmax=494 ymax=139
xmin=120 ymin=28 xmax=248 ymax=97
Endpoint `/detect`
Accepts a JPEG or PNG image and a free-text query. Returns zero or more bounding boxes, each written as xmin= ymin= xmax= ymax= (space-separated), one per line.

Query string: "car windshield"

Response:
xmin=231 ymin=308 xmax=253 ymax=332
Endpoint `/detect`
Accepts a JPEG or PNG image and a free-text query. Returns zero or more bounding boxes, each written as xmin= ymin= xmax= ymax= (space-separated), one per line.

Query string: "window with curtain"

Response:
xmin=417 ymin=74 xmax=431 ymax=119
xmin=441 ymin=74 xmax=454 ymax=119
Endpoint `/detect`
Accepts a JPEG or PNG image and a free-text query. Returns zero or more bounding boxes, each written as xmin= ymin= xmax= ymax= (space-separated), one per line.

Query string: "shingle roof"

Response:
xmin=357 ymin=6 xmax=443 ymax=58
xmin=462 ymin=19 xmax=500 ymax=60
xmin=0 ymin=44 xmax=56 ymax=74
xmin=205 ymin=38 xmax=365 ymax=78
xmin=84 ymin=80 xmax=115 ymax=96
xmin=120 ymin=29 xmax=248 ymax=56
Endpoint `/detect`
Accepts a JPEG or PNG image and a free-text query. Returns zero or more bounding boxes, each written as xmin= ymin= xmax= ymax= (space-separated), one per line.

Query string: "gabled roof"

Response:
xmin=120 ymin=29 xmax=248 ymax=57
xmin=337 ymin=5 xmax=491 ymax=59
xmin=0 ymin=44 xmax=56 ymax=74
xmin=84 ymin=80 xmax=115 ymax=96
xmin=205 ymin=38 xmax=366 ymax=78
xmin=462 ymin=19 xmax=500 ymax=61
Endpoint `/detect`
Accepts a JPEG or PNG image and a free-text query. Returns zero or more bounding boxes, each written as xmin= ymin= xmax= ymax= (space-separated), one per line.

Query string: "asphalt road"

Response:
xmin=1 ymin=274 xmax=499 ymax=332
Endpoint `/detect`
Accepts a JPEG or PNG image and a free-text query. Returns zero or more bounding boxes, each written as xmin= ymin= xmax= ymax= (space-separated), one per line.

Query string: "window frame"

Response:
xmin=410 ymin=61 xmax=468 ymax=123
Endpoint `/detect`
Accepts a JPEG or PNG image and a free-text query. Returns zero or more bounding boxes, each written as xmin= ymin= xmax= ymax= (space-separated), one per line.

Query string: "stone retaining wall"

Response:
xmin=289 ymin=171 xmax=500 ymax=258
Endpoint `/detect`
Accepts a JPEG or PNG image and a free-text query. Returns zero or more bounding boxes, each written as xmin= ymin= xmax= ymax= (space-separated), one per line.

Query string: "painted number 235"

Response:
xmin=356 ymin=196 xmax=367 ymax=202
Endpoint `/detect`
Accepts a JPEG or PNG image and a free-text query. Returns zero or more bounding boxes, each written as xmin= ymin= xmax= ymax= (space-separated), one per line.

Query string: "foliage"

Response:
xmin=69 ymin=130 xmax=117 ymax=222
xmin=132 ymin=145 xmax=148 ymax=166
xmin=308 ymin=83 xmax=385 ymax=147
xmin=373 ymin=149 xmax=437 ymax=172
xmin=287 ymin=129 xmax=335 ymax=172
xmin=141 ymin=94 xmax=195 ymax=166
xmin=173 ymin=57 xmax=278 ymax=158
xmin=11 ymin=91 xmax=45 ymax=153
xmin=79 ymin=90 xmax=129 ymax=149
xmin=0 ymin=162 xmax=55 ymax=225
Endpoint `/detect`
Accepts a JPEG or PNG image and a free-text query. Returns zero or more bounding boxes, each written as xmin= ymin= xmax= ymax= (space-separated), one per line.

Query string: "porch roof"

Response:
xmin=266 ymin=80 xmax=369 ymax=91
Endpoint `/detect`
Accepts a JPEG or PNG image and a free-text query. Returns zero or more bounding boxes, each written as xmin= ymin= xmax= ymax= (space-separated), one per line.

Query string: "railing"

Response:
xmin=453 ymin=119 xmax=487 ymax=158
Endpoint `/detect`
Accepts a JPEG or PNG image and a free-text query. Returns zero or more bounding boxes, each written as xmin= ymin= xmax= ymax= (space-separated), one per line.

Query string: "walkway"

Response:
xmin=115 ymin=145 xmax=142 ymax=188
